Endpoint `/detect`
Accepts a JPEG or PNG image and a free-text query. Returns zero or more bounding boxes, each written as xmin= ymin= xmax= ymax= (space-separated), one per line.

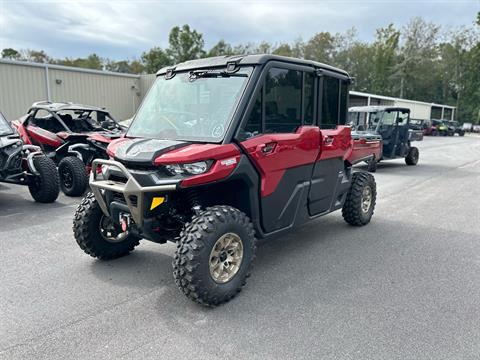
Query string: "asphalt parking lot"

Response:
xmin=1 ymin=135 xmax=479 ymax=360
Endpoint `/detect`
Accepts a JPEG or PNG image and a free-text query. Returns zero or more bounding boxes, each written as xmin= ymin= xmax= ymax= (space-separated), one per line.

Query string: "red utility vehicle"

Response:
xmin=73 ymin=55 xmax=377 ymax=306
xmin=12 ymin=102 xmax=124 ymax=196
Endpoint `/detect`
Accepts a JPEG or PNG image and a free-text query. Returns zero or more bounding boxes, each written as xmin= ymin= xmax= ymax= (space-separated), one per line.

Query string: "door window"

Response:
xmin=303 ymin=73 xmax=315 ymax=125
xmin=243 ymin=88 xmax=262 ymax=139
xmin=339 ymin=80 xmax=348 ymax=123
xmin=397 ymin=111 xmax=409 ymax=126
xmin=265 ymin=68 xmax=302 ymax=133
xmin=382 ymin=111 xmax=397 ymax=126
xmin=321 ymin=76 xmax=340 ymax=128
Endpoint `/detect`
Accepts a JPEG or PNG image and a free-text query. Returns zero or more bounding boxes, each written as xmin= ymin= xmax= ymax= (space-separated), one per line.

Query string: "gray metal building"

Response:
xmin=0 ymin=59 xmax=155 ymax=121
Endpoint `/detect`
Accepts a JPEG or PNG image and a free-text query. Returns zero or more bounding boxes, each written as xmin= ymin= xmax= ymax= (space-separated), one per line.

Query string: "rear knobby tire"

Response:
xmin=405 ymin=146 xmax=419 ymax=166
xmin=173 ymin=205 xmax=257 ymax=307
xmin=342 ymin=171 xmax=376 ymax=226
xmin=73 ymin=192 xmax=140 ymax=260
xmin=28 ymin=155 xmax=60 ymax=203
xmin=58 ymin=156 xmax=88 ymax=197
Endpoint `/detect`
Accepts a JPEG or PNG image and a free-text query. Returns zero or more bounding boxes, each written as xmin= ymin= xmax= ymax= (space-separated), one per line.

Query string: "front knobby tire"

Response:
xmin=342 ymin=172 xmax=376 ymax=226
xmin=73 ymin=192 xmax=140 ymax=260
xmin=58 ymin=156 xmax=88 ymax=197
xmin=405 ymin=147 xmax=419 ymax=166
xmin=28 ymin=155 xmax=60 ymax=203
xmin=173 ymin=205 xmax=257 ymax=307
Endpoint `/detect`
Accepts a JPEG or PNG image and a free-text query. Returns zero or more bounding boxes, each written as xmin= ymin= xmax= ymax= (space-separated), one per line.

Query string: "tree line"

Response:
xmin=2 ymin=14 xmax=480 ymax=122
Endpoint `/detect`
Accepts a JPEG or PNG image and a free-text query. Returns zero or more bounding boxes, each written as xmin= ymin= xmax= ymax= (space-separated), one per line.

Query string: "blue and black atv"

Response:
xmin=348 ymin=106 xmax=423 ymax=172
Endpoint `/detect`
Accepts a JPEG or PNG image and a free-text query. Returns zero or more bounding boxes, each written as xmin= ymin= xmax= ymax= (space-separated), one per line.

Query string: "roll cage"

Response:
xmin=23 ymin=103 xmax=121 ymax=134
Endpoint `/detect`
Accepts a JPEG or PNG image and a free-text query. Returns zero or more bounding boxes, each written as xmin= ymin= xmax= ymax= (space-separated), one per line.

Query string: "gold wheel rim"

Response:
xmin=209 ymin=233 xmax=244 ymax=283
xmin=361 ymin=186 xmax=372 ymax=213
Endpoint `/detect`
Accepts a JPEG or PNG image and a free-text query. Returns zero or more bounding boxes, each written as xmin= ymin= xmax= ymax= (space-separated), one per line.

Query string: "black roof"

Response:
xmin=349 ymin=105 xmax=410 ymax=113
xmin=156 ymin=54 xmax=350 ymax=78
xmin=29 ymin=101 xmax=108 ymax=112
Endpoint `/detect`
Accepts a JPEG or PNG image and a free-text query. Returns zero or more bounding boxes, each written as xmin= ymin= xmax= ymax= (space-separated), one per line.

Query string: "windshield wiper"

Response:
xmin=188 ymin=69 xmax=247 ymax=81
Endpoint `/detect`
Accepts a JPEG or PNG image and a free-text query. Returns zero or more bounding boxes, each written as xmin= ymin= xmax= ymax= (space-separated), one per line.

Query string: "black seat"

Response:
xmin=60 ymin=114 xmax=75 ymax=131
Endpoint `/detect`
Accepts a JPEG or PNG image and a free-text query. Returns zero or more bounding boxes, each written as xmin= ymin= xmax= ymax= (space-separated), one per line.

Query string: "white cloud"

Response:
xmin=0 ymin=0 xmax=477 ymax=59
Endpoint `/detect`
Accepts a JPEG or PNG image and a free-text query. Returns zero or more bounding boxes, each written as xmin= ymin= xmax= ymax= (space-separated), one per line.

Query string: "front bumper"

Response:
xmin=90 ymin=159 xmax=178 ymax=226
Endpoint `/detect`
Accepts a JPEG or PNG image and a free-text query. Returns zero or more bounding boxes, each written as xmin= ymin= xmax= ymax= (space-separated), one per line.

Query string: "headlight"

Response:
xmin=165 ymin=161 xmax=210 ymax=176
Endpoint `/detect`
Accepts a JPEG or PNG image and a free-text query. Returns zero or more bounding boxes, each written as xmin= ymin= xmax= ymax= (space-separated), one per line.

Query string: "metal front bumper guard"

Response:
xmin=90 ymin=159 xmax=177 ymax=226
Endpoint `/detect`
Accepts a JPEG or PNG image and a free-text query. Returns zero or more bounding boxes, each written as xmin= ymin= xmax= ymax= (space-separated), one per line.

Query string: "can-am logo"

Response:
xmin=127 ymin=141 xmax=161 ymax=156
xmin=220 ymin=158 xmax=237 ymax=166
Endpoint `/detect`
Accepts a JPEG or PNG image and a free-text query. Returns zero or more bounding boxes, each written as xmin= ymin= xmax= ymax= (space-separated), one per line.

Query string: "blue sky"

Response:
xmin=0 ymin=0 xmax=478 ymax=60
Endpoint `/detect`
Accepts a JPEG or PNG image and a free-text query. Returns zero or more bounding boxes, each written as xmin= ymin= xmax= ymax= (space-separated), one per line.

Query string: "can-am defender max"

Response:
xmin=12 ymin=102 xmax=124 ymax=196
xmin=73 ymin=55 xmax=377 ymax=306
xmin=0 ymin=111 xmax=59 ymax=203
xmin=348 ymin=106 xmax=422 ymax=172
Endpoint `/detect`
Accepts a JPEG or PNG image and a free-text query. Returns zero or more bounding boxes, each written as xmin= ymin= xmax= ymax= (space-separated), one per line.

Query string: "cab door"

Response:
xmin=237 ymin=64 xmax=321 ymax=233
xmin=308 ymin=75 xmax=352 ymax=216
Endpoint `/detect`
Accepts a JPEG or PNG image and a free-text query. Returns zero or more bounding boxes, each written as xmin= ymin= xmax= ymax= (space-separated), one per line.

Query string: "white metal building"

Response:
xmin=349 ymin=91 xmax=456 ymax=121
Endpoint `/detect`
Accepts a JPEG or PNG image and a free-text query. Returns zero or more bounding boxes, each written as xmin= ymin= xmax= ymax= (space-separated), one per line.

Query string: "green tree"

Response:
xmin=391 ymin=17 xmax=439 ymax=99
xmin=129 ymin=60 xmax=145 ymax=74
xmin=1 ymin=48 xmax=21 ymax=60
xmin=371 ymin=24 xmax=400 ymax=95
xmin=273 ymin=43 xmax=293 ymax=57
xmin=303 ymin=32 xmax=335 ymax=62
xmin=141 ymin=47 xmax=172 ymax=73
xmin=232 ymin=42 xmax=256 ymax=55
xmin=255 ymin=41 xmax=273 ymax=54
xmin=208 ymin=40 xmax=233 ymax=57
xmin=167 ymin=25 xmax=205 ymax=63
xmin=23 ymin=49 xmax=50 ymax=63
xmin=105 ymin=60 xmax=132 ymax=73
xmin=81 ymin=54 xmax=103 ymax=70
xmin=57 ymin=53 xmax=103 ymax=70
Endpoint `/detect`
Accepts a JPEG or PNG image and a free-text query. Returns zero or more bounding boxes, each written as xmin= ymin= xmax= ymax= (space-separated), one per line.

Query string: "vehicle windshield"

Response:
xmin=56 ymin=110 xmax=120 ymax=133
xmin=0 ymin=112 xmax=14 ymax=136
xmin=348 ymin=112 xmax=368 ymax=130
xmin=127 ymin=67 xmax=252 ymax=142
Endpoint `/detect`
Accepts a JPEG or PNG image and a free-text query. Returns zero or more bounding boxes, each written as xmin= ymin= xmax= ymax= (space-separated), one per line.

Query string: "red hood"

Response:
xmin=106 ymin=137 xmax=240 ymax=166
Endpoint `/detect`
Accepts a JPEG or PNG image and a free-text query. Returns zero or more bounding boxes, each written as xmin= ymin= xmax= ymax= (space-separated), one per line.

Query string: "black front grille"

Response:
xmin=112 ymin=192 xmax=126 ymax=204
xmin=128 ymin=195 xmax=138 ymax=207
xmin=109 ymin=174 xmax=127 ymax=183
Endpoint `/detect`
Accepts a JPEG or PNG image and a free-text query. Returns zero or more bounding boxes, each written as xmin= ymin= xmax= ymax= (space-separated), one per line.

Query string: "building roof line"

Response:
xmin=0 ymin=59 xmax=141 ymax=79
xmin=349 ymin=90 xmax=456 ymax=109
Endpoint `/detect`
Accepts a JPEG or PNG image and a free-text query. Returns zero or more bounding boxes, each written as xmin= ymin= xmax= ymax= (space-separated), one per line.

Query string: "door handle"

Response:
xmin=259 ymin=142 xmax=277 ymax=155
